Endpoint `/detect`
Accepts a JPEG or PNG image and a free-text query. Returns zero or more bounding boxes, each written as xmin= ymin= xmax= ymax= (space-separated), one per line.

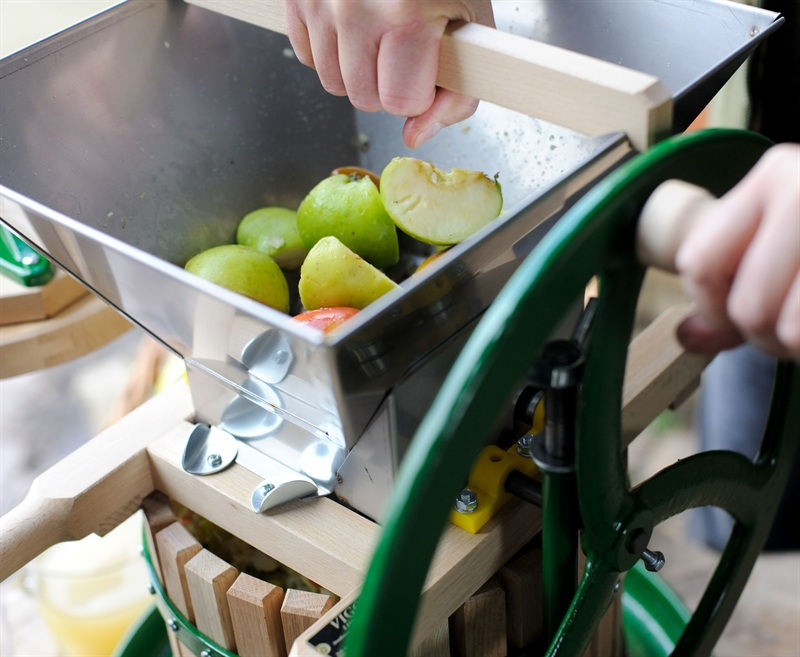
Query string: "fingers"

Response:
xmin=284 ymin=0 xmax=494 ymax=144
xmin=675 ymin=144 xmax=800 ymax=361
xmin=376 ymin=20 xmax=445 ymax=117
xmin=402 ymin=88 xmax=481 ymax=148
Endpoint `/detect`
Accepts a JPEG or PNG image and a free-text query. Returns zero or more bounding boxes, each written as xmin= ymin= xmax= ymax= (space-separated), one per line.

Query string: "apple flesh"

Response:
xmin=185 ymin=244 xmax=290 ymax=313
xmin=299 ymin=236 xmax=400 ymax=310
xmin=297 ymin=173 xmax=399 ymax=269
xmin=236 ymin=206 xmax=308 ymax=270
xmin=380 ymin=157 xmax=503 ymax=245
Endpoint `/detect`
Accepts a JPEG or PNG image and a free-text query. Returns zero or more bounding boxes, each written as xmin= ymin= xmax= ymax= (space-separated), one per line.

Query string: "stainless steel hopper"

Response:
xmin=0 ymin=0 xmax=781 ymax=519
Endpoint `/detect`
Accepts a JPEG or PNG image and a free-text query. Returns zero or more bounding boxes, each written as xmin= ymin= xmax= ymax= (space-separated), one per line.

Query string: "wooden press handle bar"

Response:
xmin=0 ymin=383 xmax=192 ymax=581
xmin=636 ymin=179 xmax=716 ymax=272
xmin=183 ymin=0 xmax=673 ymax=151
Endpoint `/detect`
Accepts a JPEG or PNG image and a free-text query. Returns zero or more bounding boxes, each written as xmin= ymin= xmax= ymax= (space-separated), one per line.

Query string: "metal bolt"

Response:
xmin=200 ymin=650 xmax=215 ymax=657
xmin=207 ymin=453 xmax=223 ymax=467
xmin=640 ymin=548 xmax=666 ymax=572
xmin=147 ymin=582 xmax=156 ymax=595
xmin=517 ymin=433 xmax=533 ymax=457
xmin=168 ymin=619 xmax=179 ymax=632
xmin=454 ymin=488 xmax=478 ymax=514
xmin=628 ymin=529 xmax=665 ymax=572
xmin=260 ymin=483 xmax=275 ymax=496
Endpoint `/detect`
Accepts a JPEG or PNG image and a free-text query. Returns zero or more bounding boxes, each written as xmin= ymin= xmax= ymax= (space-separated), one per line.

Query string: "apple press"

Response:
xmin=0 ymin=0 xmax=782 ymax=521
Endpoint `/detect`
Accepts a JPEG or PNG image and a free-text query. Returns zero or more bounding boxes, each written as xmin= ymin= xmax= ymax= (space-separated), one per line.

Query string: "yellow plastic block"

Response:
xmin=449 ymin=441 xmax=540 ymax=534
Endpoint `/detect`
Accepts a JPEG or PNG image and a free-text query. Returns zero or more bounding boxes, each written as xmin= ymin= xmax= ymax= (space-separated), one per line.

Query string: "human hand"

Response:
xmin=284 ymin=0 xmax=495 ymax=148
xmin=675 ymin=143 xmax=800 ymax=361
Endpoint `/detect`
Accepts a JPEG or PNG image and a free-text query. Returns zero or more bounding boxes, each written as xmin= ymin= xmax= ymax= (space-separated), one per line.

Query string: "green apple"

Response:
xmin=380 ymin=157 xmax=503 ymax=245
xmin=236 ymin=206 xmax=308 ymax=270
xmin=185 ymin=244 xmax=290 ymax=313
xmin=297 ymin=173 xmax=399 ymax=269
xmin=299 ymin=236 xmax=400 ymax=310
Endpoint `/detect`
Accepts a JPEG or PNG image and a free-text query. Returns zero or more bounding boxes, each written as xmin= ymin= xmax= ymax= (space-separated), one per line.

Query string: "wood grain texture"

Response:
xmin=185 ymin=549 xmax=239 ymax=651
xmin=281 ymin=589 xmax=336 ymax=654
xmin=0 ymin=269 xmax=87 ymax=325
xmin=0 ymin=292 xmax=131 ymax=378
xmin=449 ymin=576 xmax=506 ymax=657
xmin=497 ymin=545 xmax=543 ymax=650
xmin=0 ymin=382 xmax=192 ymax=580
xmin=156 ymin=521 xmax=203 ymax=623
xmin=184 ymin=0 xmax=672 ymax=150
xmin=228 ymin=573 xmax=288 ymax=657
xmin=622 ymin=304 xmax=712 ymax=445
xmin=141 ymin=491 xmax=177 ymax=585
xmin=148 ymin=425 xmax=378 ymax=596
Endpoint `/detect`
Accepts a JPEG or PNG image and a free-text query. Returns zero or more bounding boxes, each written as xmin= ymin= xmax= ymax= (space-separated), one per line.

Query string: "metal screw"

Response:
xmin=200 ymin=650 xmax=215 ymax=657
xmin=260 ymin=483 xmax=275 ymax=496
xmin=517 ymin=433 xmax=533 ymax=457
xmin=168 ymin=619 xmax=179 ymax=632
xmin=640 ymin=548 xmax=666 ymax=572
xmin=206 ymin=453 xmax=223 ymax=467
xmin=147 ymin=582 xmax=156 ymax=595
xmin=454 ymin=488 xmax=478 ymax=514
xmin=273 ymin=349 xmax=289 ymax=364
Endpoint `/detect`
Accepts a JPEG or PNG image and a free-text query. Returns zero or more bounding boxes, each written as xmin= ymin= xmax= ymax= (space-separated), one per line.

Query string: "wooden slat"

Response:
xmin=0 ymin=269 xmax=87 ymax=325
xmin=0 ymin=382 xmax=192 ymax=581
xmin=147 ymin=425 xmax=378 ymax=596
xmin=141 ymin=491 xmax=177 ymax=584
xmin=184 ymin=0 xmax=672 ymax=150
xmin=410 ymin=620 xmax=450 ymax=657
xmin=0 ymin=292 xmax=132 ymax=378
xmin=449 ymin=576 xmax=506 ymax=657
xmin=229 ymin=573 xmax=287 ymax=657
xmin=622 ymin=304 xmax=712 ymax=445
xmin=185 ymin=549 xmax=239 ymax=652
xmin=281 ymin=589 xmax=336 ymax=653
xmin=497 ymin=546 xmax=543 ymax=650
xmin=156 ymin=521 xmax=203 ymax=623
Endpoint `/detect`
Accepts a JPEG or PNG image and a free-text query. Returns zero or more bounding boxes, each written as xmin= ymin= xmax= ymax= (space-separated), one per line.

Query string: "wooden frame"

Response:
xmin=183 ymin=0 xmax=673 ymax=151
xmin=0 ymin=303 xmax=707 ymax=654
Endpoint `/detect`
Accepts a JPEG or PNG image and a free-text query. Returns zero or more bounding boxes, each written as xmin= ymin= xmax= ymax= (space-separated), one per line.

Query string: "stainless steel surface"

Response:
xmin=0 ymin=0 xmax=779 ymax=517
xmin=494 ymin=0 xmax=781 ymax=132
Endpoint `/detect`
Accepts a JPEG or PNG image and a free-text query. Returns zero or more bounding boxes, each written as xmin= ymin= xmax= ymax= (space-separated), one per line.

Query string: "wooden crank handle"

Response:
xmin=636 ymin=179 xmax=716 ymax=273
xmin=183 ymin=0 xmax=672 ymax=151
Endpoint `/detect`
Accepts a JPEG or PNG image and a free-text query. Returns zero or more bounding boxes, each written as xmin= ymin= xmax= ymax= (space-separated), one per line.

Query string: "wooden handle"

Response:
xmin=0 ymin=382 xmax=193 ymax=581
xmin=636 ymin=179 xmax=716 ymax=273
xmin=0 ymin=493 xmax=73 ymax=578
xmin=183 ymin=0 xmax=672 ymax=151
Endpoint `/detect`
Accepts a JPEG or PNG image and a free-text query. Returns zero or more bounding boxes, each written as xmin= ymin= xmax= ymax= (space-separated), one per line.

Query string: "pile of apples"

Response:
xmin=185 ymin=157 xmax=503 ymax=333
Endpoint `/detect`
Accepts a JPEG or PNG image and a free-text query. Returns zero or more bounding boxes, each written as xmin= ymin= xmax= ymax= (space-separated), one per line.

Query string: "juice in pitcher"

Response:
xmin=27 ymin=512 xmax=152 ymax=656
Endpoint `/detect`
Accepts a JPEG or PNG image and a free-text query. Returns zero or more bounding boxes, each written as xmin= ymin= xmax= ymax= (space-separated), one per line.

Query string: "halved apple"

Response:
xmin=299 ymin=236 xmax=400 ymax=310
xmin=380 ymin=157 xmax=502 ymax=245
